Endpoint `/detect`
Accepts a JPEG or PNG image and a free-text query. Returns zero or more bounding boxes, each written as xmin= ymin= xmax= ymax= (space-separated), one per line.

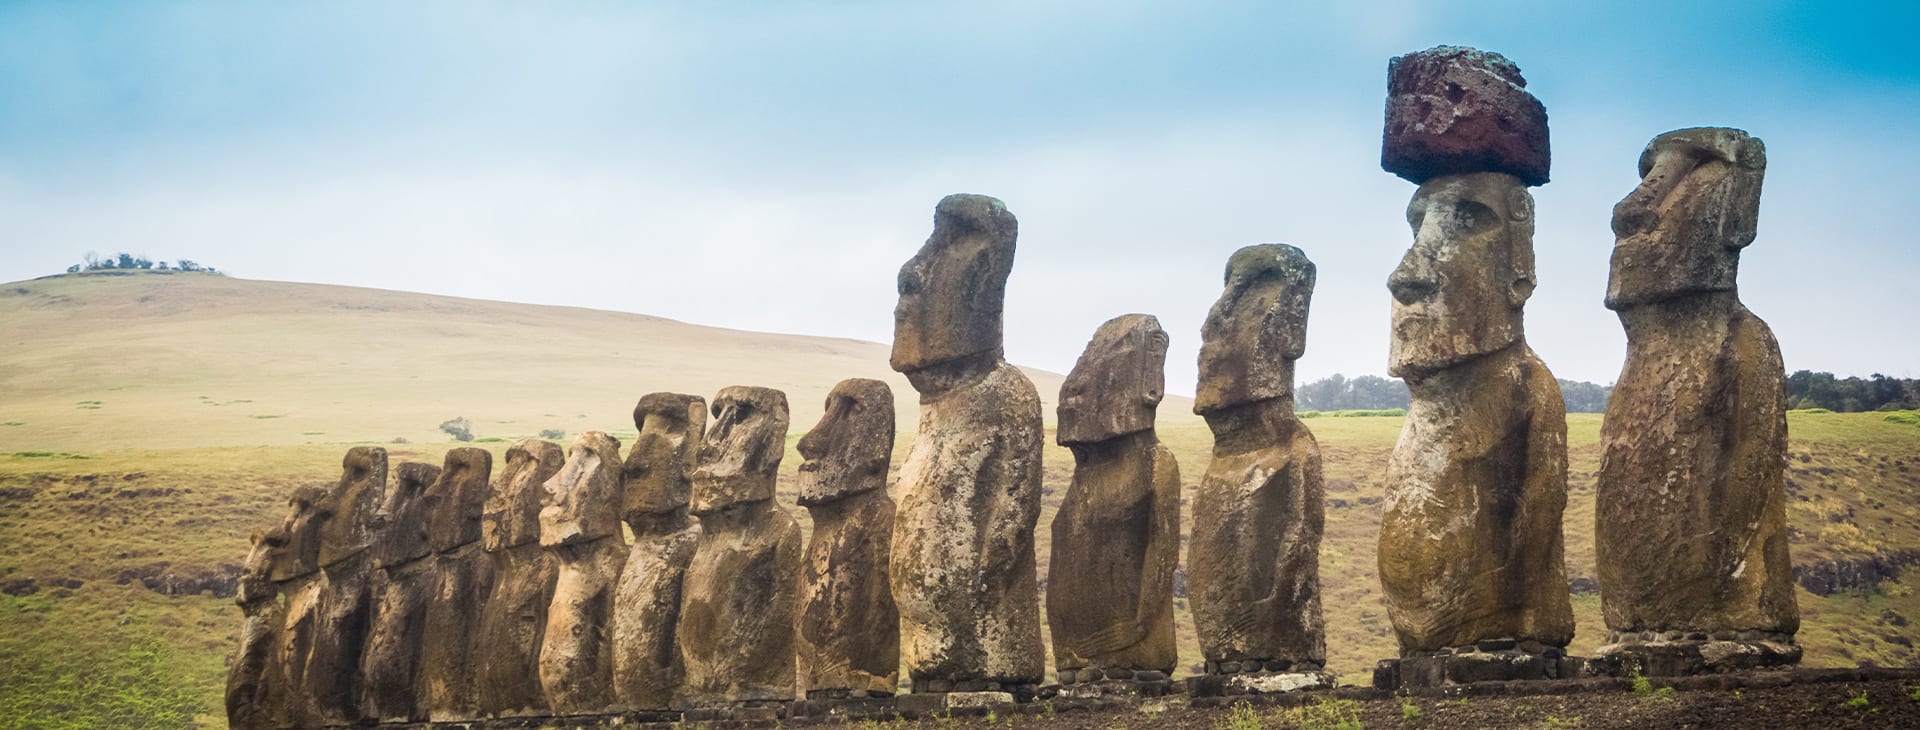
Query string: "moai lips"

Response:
xmin=538 ymin=432 xmax=627 ymax=715
xmin=613 ymin=393 xmax=705 ymax=711
xmin=1382 ymin=45 xmax=1550 ymax=186
xmin=477 ymin=439 xmax=564 ymax=718
xmin=796 ymin=379 xmax=900 ymax=698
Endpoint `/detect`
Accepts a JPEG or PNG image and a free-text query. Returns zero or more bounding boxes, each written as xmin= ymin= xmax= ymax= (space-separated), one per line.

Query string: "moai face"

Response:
xmin=1195 ymin=244 xmax=1315 ymax=414
xmin=539 ymin=431 xmax=624 ymax=547
xmin=268 ymin=485 xmax=329 ymax=582
xmin=426 ymin=447 xmax=492 ymax=552
xmin=1388 ymin=172 xmax=1536 ymax=377
xmin=690 ymin=386 xmax=790 ymax=515
xmin=377 ymin=462 xmax=439 ymax=567
xmin=890 ymin=194 xmax=1018 ymax=373
xmin=622 ymin=393 xmax=707 ymax=521
xmin=796 ymin=378 xmax=894 ymax=505
xmin=1059 ymin=314 xmax=1169 ymax=444
xmin=484 ymin=439 xmax=564 ymax=552
xmin=1606 ymin=128 xmax=1766 ymax=309
xmin=317 ymin=446 xmax=389 ymax=568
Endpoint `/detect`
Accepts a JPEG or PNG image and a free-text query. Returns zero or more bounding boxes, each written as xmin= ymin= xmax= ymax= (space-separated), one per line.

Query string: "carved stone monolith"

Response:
xmin=1382 ymin=45 xmax=1550 ymax=186
xmin=303 ymin=446 xmax=389 ymax=724
xmin=1592 ymin=127 xmax=1799 ymax=676
xmin=271 ymin=485 xmax=328 ymax=729
xmin=1050 ymin=314 xmax=1180 ymax=688
xmin=226 ymin=527 xmax=283 ymax=730
xmin=889 ymin=194 xmax=1045 ymax=697
xmin=477 ymin=439 xmax=564 ymax=717
xmin=359 ymin=461 xmax=439 ymax=722
xmin=422 ymin=448 xmax=495 ymax=720
xmin=613 ymin=393 xmax=706 ymax=712
xmin=1375 ymin=49 xmax=1574 ymax=689
xmin=539 ymin=431 xmax=628 ymax=714
xmin=678 ymin=386 xmax=803 ymax=708
xmin=1187 ymin=247 xmax=1326 ymax=690
xmin=796 ymin=378 xmax=899 ymax=699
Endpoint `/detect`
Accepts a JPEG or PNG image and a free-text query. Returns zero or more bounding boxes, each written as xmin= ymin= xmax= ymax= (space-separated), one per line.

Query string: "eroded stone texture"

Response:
xmin=477 ymin=439 xmax=564 ymax=717
xmin=1188 ymin=247 xmax=1326 ymax=672
xmin=1382 ymin=46 xmax=1550 ymax=186
xmin=1380 ymin=171 xmax=1573 ymax=655
xmin=889 ymin=194 xmax=1045 ymax=689
xmin=679 ymin=387 xmax=803 ymax=707
xmin=226 ymin=528 xmax=282 ymax=730
xmin=1595 ymin=128 xmax=1797 ymax=673
xmin=271 ymin=485 xmax=328 ymax=729
xmin=613 ymin=393 xmax=706 ymax=711
xmin=797 ymin=379 xmax=900 ymax=698
xmin=1049 ymin=315 xmax=1180 ymax=677
xmin=303 ymin=446 xmax=389 ymax=725
xmin=422 ymin=448 xmax=495 ymax=720
xmin=539 ymin=432 xmax=628 ymax=714
xmin=359 ymin=461 xmax=439 ymax=722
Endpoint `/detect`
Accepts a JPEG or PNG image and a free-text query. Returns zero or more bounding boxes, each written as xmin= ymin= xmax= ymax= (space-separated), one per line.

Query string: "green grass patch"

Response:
xmin=1 ymin=422 xmax=22 ymax=427
xmin=1792 ymin=407 xmax=1836 ymax=414
xmin=248 ymin=414 xmax=284 ymax=420
xmin=473 ymin=437 xmax=508 ymax=443
xmin=1884 ymin=410 xmax=1920 ymax=427
xmin=8 ymin=452 xmax=88 ymax=459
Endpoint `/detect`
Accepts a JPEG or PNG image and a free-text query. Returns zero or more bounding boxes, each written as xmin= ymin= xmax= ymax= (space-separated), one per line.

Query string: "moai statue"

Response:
xmin=1187 ymin=247 xmax=1327 ymax=693
xmin=271 ymin=485 xmax=328 ymax=729
xmin=1593 ymin=128 xmax=1798 ymax=675
xmin=538 ymin=431 xmax=628 ymax=714
xmin=302 ymin=446 xmax=389 ymax=724
xmin=477 ymin=439 xmax=565 ymax=717
xmin=889 ymin=193 xmax=1046 ymax=699
xmin=796 ymin=379 xmax=900 ymax=699
xmin=1049 ymin=314 xmax=1181 ymax=691
xmin=678 ymin=386 xmax=804 ymax=708
xmin=359 ymin=461 xmax=440 ymax=722
xmin=226 ymin=527 xmax=283 ymax=730
xmin=612 ymin=393 xmax=706 ymax=712
xmin=1375 ymin=46 xmax=1575 ymax=689
xmin=421 ymin=448 xmax=495 ymax=720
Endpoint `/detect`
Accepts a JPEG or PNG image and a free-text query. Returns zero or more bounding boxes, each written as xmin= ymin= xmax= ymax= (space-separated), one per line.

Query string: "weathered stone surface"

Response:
xmin=539 ymin=432 xmax=627 ymax=714
xmin=226 ymin=528 xmax=282 ymax=730
xmin=270 ymin=485 xmax=328 ymax=729
xmin=680 ymin=387 xmax=803 ymax=706
xmin=304 ymin=447 xmax=389 ymax=725
xmin=1189 ymin=246 xmax=1325 ymax=670
xmin=477 ymin=439 xmax=564 ymax=718
xmin=359 ymin=461 xmax=439 ymax=722
xmin=423 ymin=448 xmax=495 ymax=720
xmin=1596 ymin=128 xmax=1796 ymax=665
xmin=1049 ymin=315 xmax=1179 ymax=677
xmin=1382 ymin=45 xmax=1550 ymax=186
xmin=1381 ymin=171 xmax=1572 ymax=654
xmin=797 ymin=379 xmax=900 ymax=697
xmin=613 ymin=393 xmax=706 ymax=711
xmin=890 ymin=194 xmax=1045 ymax=687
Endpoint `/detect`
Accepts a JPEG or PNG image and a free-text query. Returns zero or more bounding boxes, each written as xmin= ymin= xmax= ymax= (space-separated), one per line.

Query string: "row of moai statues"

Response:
xmin=227 ymin=43 xmax=1800 ymax=725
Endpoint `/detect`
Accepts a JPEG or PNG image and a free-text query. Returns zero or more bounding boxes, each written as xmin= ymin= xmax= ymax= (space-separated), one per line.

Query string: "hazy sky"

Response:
xmin=2 ymin=1 xmax=1915 ymax=393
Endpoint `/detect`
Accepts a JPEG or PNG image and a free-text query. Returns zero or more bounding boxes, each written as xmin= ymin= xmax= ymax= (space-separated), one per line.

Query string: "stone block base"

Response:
xmin=1588 ymin=630 xmax=1801 ymax=677
xmin=1373 ymin=643 xmax=1582 ymax=690
xmin=1053 ymin=670 xmax=1176 ymax=699
xmin=679 ymin=700 xmax=788 ymax=723
xmin=905 ymin=679 xmax=1038 ymax=702
xmin=1188 ymin=671 xmax=1332 ymax=697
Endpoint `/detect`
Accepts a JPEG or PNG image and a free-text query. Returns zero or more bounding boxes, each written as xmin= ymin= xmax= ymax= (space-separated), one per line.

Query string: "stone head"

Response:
xmin=796 ymin=378 xmax=894 ymax=505
xmin=539 ymin=431 xmax=624 ymax=547
xmin=1606 ymin=127 xmax=1766 ymax=309
xmin=690 ymin=386 xmax=790 ymax=515
xmin=267 ymin=484 xmax=329 ymax=582
xmin=622 ymin=392 xmax=707 ymax=521
xmin=426 ymin=447 xmax=492 ymax=552
xmin=1060 ymin=314 xmax=1169 ymax=443
xmin=1195 ymin=244 xmax=1315 ymax=413
xmin=484 ymin=439 xmax=564 ymax=551
xmin=238 ymin=526 xmax=276 ymax=606
xmin=316 ymin=446 xmax=388 ymax=568
xmin=891 ymin=193 xmax=1018 ymax=374
xmin=376 ymin=461 xmax=439 ymax=567
xmin=1387 ymin=172 xmax=1536 ymax=377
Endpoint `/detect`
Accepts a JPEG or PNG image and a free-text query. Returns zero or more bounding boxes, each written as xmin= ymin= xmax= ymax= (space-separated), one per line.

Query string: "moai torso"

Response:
xmin=1187 ymin=246 xmax=1325 ymax=670
xmin=270 ymin=485 xmax=328 ymax=729
xmin=226 ymin=527 xmax=283 ymax=730
xmin=612 ymin=393 xmax=705 ymax=711
xmin=797 ymin=379 xmax=900 ymax=698
xmin=1049 ymin=315 xmax=1180 ymax=677
xmin=359 ymin=461 xmax=439 ymax=722
xmin=477 ymin=439 xmax=564 ymax=717
xmin=422 ymin=448 xmax=494 ymax=720
xmin=304 ymin=447 xmax=389 ymax=725
xmin=538 ymin=431 xmax=628 ymax=714
xmin=678 ymin=387 xmax=803 ymax=707
xmin=1596 ymin=129 xmax=1797 ymax=644
xmin=888 ymin=194 xmax=1046 ymax=688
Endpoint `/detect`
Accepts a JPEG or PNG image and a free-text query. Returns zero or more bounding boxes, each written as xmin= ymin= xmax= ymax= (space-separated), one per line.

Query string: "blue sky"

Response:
xmin=2 ymin=1 xmax=1915 ymax=390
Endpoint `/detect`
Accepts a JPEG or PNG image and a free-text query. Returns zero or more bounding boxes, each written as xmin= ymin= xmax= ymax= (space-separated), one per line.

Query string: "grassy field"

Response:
xmin=2 ymin=272 xmax=1916 ymax=727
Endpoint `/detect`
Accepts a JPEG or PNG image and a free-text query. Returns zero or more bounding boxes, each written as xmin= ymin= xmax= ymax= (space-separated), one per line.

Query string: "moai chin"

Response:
xmin=612 ymin=393 xmax=706 ymax=712
xmin=1375 ymin=46 xmax=1574 ymax=689
xmin=422 ymin=448 xmax=495 ymax=720
xmin=1049 ymin=314 xmax=1181 ymax=686
xmin=796 ymin=378 xmax=900 ymax=699
xmin=538 ymin=431 xmax=627 ymax=715
xmin=889 ymin=193 xmax=1046 ymax=695
xmin=1187 ymin=246 xmax=1327 ymax=682
xmin=359 ymin=461 xmax=439 ymax=723
xmin=270 ymin=485 xmax=328 ymax=729
xmin=1593 ymin=128 xmax=1798 ymax=676
xmin=303 ymin=446 xmax=389 ymax=725
xmin=227 ymin=527 xmax=284 ymax=730
xmin=678 ymin=386 xmax=804 ymax=708
xmin=476 ymin=439 xmax=564 ymax=718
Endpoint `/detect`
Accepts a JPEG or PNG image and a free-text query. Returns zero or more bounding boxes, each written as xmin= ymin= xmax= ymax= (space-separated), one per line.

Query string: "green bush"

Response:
xmin=438 ymin=416 xmax=474 ymax=442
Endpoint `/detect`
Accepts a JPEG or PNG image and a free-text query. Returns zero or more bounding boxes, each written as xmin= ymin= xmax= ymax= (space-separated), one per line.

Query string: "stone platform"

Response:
xmin=1586 ymin=629 xmax=1801 ymax=677
xmin=1051 ymin=668 xmax=1177 ymax=699
xmin=1373 ymin=641 xmax=1583 ymax=690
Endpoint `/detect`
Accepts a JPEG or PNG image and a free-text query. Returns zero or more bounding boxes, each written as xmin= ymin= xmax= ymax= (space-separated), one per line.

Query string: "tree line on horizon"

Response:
xmin=1786 ymin=371 xmax=1919 ymax=412
xmin=1296 ymin=373 xmax=1612 ymax=414
xmin=65 ymin=251 xmax=220 ymax=275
